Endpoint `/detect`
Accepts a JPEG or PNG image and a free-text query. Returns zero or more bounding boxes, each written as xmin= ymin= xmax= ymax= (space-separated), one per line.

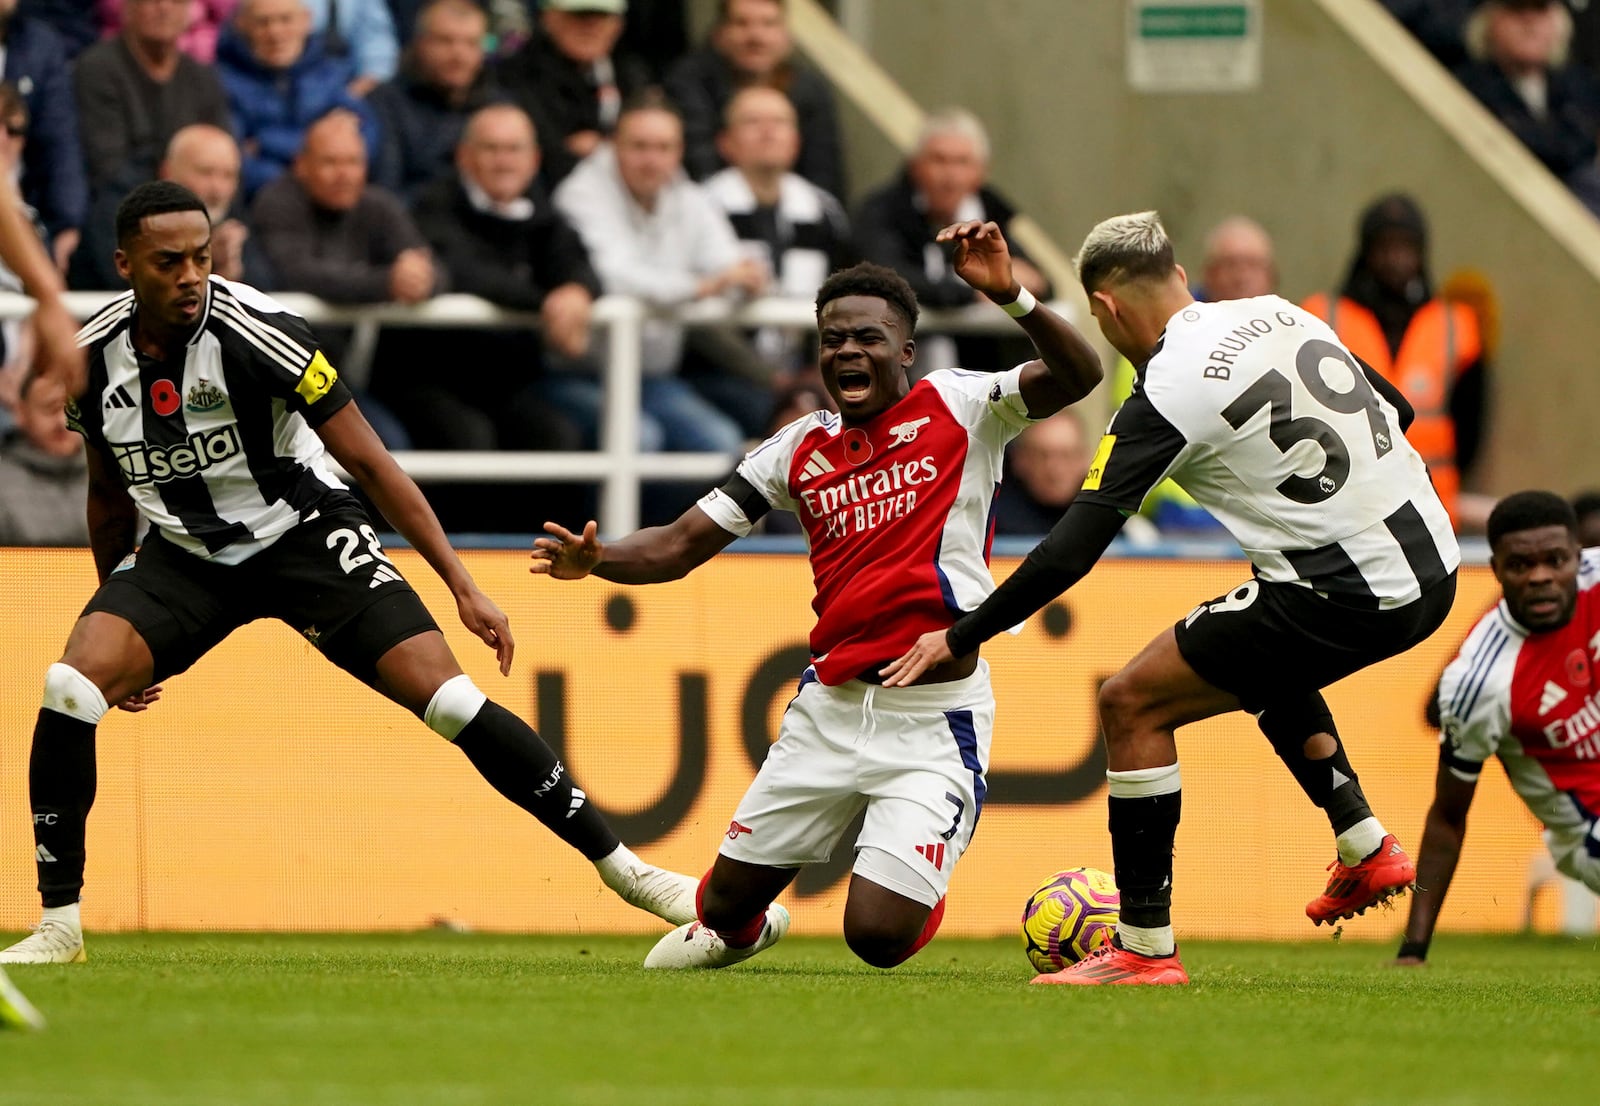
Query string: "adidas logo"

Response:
xmin=35 ymin=844 xmax=56 ymax=863
xmin=566 ymin=787 xmax=586 ymax=819
xmin=798 ymin=450 xmax=836 ymax=482
xmin=1540 ymin=681 xmax=1569 ymax=716
xmin=913 ymin=841 xmax=947 ymax=869
xmin=369 ymin=565 xmax=402 ymax=589
xmin=102 ymin=385 xmax=135 ymax=410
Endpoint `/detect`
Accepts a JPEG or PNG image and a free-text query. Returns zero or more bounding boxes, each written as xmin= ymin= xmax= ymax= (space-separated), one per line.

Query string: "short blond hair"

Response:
xmin=1075 ymin=210 xmax=1176 ymax=293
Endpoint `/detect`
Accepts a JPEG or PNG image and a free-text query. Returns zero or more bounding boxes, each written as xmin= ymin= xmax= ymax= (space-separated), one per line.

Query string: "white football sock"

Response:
xmin=1118 ymin=922 xmax=1175 ymax=958
xmin=41 ymin=902 xmax=80 ymax=933
xmin=593 ymin=843 xmax=641 ymax=890
xmin=1336 ymin=817 xmax=1386 ymax=866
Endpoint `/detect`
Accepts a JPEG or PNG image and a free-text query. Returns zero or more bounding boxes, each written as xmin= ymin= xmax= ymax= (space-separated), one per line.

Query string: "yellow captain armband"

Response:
xmin=1082 ymin=434 xmax=1116 ymax=491
xmin=295 ymin=350 xmax=339 ymax=404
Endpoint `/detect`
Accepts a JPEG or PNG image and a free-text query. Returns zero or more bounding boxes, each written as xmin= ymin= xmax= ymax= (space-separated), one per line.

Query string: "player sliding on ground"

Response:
xmin=1 ymin=181 xmax=697 ymax=966
xmin=532 ymin=227 xmax=1103 ymax=969
xmin=1397 ymin=492 xmax=1600 ymax=965
xmin=885 ymin=211 xmax=1460 ymax=985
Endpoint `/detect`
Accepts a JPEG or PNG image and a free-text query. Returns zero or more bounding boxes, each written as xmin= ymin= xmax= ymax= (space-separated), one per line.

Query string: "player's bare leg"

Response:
xmin=369 ymin=629 xmax=697 ymax=925
xmin=1042 ymin=629 xmax=1234 ymax=985
xmin=842 ymin=874 xmax=943 ymax=969
xmin=644 ymin=855 xmax=794 ymax=969
xmin=4 ymin=613 xmax=161 ymax=965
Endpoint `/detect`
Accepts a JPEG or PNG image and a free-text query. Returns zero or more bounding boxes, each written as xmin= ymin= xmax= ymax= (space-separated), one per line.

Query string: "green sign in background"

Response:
xmin=1139 ymin=5 xmax=1249 ymax=38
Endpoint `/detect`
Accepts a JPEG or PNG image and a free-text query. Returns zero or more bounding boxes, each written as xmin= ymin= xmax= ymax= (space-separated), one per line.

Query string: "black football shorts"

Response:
xmin=83 ymin=505 xmax=439 ymax=686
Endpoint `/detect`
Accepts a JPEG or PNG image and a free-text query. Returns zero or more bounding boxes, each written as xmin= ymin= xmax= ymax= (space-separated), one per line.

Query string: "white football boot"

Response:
xmin=643 ymin=904 xmax=790 ymax=969
xmin=0 ymin=919 xmax=86 ymax=964
xmin=0 ymin=969 xmax=45 ymax=1031
xmin=604 ymin=861 xmax=700 ymax=927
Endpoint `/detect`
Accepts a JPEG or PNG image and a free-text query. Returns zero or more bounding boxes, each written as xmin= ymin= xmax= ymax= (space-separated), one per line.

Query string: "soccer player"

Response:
xmin=531 ymin=224 xmax=1103 ymax=969
xmin=885 ymin=211 xmax=1459 ymax=985
xmin=1397 ymin=492 xmax=1600 ymax=965
xmin=0 ymin=181 xmax=696 ymax=965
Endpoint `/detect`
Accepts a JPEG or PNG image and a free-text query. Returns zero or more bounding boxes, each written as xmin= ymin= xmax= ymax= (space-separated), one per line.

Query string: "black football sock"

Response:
xmin=30 ymin=709 xmax=98 ymax=909
xmin=1257 ymin=692 xmax=1373 ymax=834
xmin=1106 ymin=764 xmax=1182 ymax=955
xmin=452 ymin=700 xmax=621 ymax=861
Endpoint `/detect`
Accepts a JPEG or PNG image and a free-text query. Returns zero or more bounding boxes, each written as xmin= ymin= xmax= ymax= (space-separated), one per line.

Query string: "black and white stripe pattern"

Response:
xmin=73 ymin=276 xmax=355 ymax=565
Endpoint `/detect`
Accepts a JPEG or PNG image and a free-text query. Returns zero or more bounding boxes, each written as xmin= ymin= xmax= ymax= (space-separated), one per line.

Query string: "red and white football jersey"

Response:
xmin=697 ymin=367 xmax=1036 ymax=685
xmin=1439 ymin=550 xmax=1600 ymax=858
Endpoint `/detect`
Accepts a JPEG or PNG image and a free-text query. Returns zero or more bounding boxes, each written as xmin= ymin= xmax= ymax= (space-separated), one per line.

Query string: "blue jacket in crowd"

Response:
xmin=4 ymin=14 xmax=87 ymax=239
xmin=215 ymin=29 xmax=380 ymax=202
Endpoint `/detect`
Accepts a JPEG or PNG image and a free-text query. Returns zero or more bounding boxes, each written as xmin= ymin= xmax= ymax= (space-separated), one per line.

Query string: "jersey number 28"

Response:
xmin=1219 ymin=338 xmax=1394 ymax=504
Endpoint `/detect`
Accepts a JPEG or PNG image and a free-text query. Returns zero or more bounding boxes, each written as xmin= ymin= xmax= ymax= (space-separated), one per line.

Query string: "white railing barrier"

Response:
xmin=0 ymin=291 xmax=1071 ymax=533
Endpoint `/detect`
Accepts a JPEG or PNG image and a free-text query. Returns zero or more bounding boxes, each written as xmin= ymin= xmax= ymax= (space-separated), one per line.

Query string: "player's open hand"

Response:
xmin=530 ymin=520 xmax=603 ymax=580
xmin=116 ymin=685 xmax=163 ymax=713
xmin=937 ymin=220 xmax=1016 ymax=300
xmin=879 ymin=630 xmax=955 ymax=688
xmin=457 ymin=587 xmax=515 ymax=675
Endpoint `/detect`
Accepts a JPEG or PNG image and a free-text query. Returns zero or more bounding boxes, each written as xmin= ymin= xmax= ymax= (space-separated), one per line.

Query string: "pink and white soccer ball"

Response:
xmin=1020 ymin=866 xmax=1120 ymax=972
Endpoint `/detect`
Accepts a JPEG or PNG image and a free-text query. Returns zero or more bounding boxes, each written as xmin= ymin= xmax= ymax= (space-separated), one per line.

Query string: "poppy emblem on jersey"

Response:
xmin=186 ymin=379 xmax=225 ymax=413
xmin=1567 ymin=648 xmax=1591 ymax=689
xmin=843 ymin=428 xmax=874 ymax=466
xmin=149 ymin=378 xmax=181 ymax=417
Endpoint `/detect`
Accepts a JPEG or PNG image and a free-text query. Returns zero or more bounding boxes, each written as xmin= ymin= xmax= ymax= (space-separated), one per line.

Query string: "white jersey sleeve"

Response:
xmin=925 ymin=365 xmax=1037 ymax=450
xmin=695 ymin=411 xmax=831 ymax=536
xmin=1436 ymin=608 xmax=1521 ymax=780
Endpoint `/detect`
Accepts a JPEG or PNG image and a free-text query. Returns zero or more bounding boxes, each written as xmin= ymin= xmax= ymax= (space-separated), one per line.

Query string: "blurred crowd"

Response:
xmin=0 ymin=0 xmax=1592 ymax=540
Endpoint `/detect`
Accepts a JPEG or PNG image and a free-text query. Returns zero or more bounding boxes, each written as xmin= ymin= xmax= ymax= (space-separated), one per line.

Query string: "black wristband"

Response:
xmin=1396 ymin=939 xmax=1429 ymax=960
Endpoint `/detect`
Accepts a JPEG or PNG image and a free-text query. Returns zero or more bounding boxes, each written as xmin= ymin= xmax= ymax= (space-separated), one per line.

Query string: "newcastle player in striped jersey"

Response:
xmin=886 ymin=211 xmax=1459 ymax=985
xmin=0 ymin=181 xmax=697 ymax=965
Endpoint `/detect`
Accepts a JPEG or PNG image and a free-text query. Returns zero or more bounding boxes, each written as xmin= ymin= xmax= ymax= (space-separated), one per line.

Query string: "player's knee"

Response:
xmin=843 ymin=915 xmax=920 ymax=970
xmin=41 ymin=663 xmax=110 ymax=725
xmin=1096 ymin=673 xmax=1145 ymax=742
xmin=423 ymin=674 xmax=487 ymax=740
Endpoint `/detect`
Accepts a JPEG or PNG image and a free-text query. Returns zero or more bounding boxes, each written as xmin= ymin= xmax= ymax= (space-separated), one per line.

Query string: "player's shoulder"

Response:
xmin=206 ymin=275 xmax=304 ymax=326
xmin=75 ymin=290 xmax=135 ymax=351
xmin=1441 ymin=601 xmax=1523 ymax=701
xmin=204 ymin=276 xmax=315 ymax=367
xmin=745 ymin=408 xmax=839 ymax=465
xmin=1578 ymin=548 xmax=1600 ymax=593
xmin=921 ymin=366 xmax=1002 ymax=405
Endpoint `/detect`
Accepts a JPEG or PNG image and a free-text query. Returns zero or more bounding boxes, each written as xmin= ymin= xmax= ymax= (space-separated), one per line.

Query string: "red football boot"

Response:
xmin=1031 ymin=941 xmax=1189 ymax=986
xmin=1306 ymin=833 xmax=1416 ymax=926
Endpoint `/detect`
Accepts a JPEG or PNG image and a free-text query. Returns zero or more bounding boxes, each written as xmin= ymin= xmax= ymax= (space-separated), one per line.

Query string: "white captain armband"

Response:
xmin=696 ymin=471 xmax=772 ymax=537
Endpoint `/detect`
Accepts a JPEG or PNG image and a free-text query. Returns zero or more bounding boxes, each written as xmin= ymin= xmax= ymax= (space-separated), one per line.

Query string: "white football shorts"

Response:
xmin=719 ymin=660 xmax=994 ymax=908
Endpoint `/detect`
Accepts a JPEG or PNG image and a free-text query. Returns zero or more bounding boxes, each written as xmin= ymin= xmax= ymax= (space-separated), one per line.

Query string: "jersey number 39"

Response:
xmin=1219 ymin=338 xmax=1394 ymax=504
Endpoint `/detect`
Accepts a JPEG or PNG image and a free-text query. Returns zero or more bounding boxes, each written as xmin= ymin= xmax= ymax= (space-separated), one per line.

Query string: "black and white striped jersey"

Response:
xmin=68 ymin=275 xmax=357 ymax=564
xmin=1078 ymin=295 xmax=1459 ymax=607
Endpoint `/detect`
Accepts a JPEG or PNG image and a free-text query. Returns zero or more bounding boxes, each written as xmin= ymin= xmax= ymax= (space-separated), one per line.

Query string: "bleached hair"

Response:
xmin=1074 ymin=210 xmax=1177 ymax=293
xmin=915 ymin=107 xmax=990 ymax=164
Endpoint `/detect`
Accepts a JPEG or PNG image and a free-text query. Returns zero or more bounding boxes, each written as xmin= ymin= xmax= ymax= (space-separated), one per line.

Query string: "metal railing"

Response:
xmin=0 ymin=290 xmax=1071 ymax=533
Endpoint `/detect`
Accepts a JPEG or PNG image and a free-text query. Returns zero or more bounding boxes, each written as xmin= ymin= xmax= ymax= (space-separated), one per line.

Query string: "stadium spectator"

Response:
xmin=0 ymin=366 xmax=89 ymax=546
xmin=992 ymin=409 xmax=1090 ymax=537
xmin=163 ymin=124 xmax=273 ymax=285
xmin=369 ymin=0 xmax=501 ymax=203
xmin=1573 ymin=489 xmax=1600 ymax=545
xmin=1398 ymin=492 xmax=1600 ymax=964
xmin=854 ymin=108 xmax=1049 ymax=373
xmin=0 ymin=0 xmax=85 ymax=274
xmin=1454 ymin=0 xmax=1600 ymax=215
xmin=13 ymin=0 xmax=96 ymax=58
xmin=301 ymin=0 xmax=399 ymax=94
xmin=0 ymin=83 xmax=44 ymax=383
xmin=96 ymin=0 xmax=239 ymax=63
xmin=1381 ymin=0 xmax=1475 ymax=69
xmin=1303 ymin=194 xmax=1485 ymax=529
xmin=665 ymin=0 xmax=843 ymax=197
xmin=74 ymin=0 xmax=231 ymax=198
xmin=619 ymin=0 xmax=687 ymax=80
xmin=1194 ymin=215 xmax=1277 ymax=301
xmin=495 ymin=0 xmax=650 ymax=189
xmin=552 ymin=92 xmax=767 ymax=453
xmin=216 ymin=0 xmax=379 ymax=200
xmin=402 ymin=103 xmax=588 ymax=452
xmin=251 ymin=111 xmax=428 ymax=447
xmin=704 ymin=86 xmax=849 ymax=375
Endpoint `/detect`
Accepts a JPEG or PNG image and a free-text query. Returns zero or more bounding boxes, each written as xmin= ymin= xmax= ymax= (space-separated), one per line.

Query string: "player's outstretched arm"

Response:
xmin=0 ymin=179 xmax=85 ymax=397
xmin=532 ymin=504 xmax=739 ymax=585
xmin=1395 ymin=759 xmax=1477 ymax=965
xmin=937 ymin=220 xmax=1101 ymax=416
xmin=316 ymin=402 xmax=515 ymax=674
xmin=84 ymin=443 xmax=140 ymax=585
xmin=881 ymin=500 xmax=1126 ymax=686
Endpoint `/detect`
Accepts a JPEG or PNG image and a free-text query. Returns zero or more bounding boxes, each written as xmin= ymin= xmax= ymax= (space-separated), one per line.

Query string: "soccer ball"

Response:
xmin=1020 ymin=867 xmax=1120 ymax=972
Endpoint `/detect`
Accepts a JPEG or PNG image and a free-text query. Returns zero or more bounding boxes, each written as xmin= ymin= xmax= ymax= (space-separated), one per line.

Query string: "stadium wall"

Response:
xmin=816 ymin=0 xmax=1600 ymax=499
xmin=0 ymin=548 xmax=1561 ymax=942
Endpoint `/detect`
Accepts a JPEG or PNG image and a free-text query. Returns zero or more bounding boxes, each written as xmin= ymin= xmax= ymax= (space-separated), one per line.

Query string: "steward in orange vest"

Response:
xmin=1303 ymin=194 xmax=1485 ymax=528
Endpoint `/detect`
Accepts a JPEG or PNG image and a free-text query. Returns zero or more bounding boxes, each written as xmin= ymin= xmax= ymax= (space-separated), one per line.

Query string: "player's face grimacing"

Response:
xmin=1493 ymin=524 xmax=1581 ymax=632
xmin=117 ymin=210 xmax=214 ymax=332
xmin=817 ymin=295 xmax=914 ymax=423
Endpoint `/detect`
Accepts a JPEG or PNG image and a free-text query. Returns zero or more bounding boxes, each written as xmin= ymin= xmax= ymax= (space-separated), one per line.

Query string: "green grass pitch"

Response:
xmin=0 ymin=932 xmax=1590 ymax=1105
